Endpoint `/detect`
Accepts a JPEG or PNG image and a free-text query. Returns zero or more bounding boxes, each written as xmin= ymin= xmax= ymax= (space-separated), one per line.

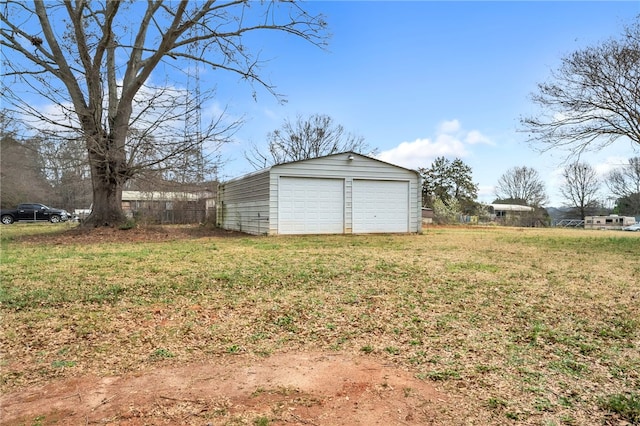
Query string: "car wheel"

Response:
xmin=49 ymin=215 xmax=61 ymax=223
xmin=1 ymin=215 xmax=14 ymax=225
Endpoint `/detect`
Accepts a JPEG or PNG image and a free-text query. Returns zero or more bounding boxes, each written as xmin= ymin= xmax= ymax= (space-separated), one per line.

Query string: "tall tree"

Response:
xmin=245 ymin=114 xmax=372 ymax=169
xmin=419 ymin=157 xmax=478 ymax=213
xmin=521 ymin=18 xmax=640 ymax=155
xmin=0 ymin=112 xmax=53 ymax=207
xmin=0 ymin=1 xmax=327 ymax=227
xmin=559 ymin=162 xmax=601 ymax=219
xmin=607 ymin=157 xmax=640 ymax=215
xmin=495 ymin=166 xmax=548 ymax=207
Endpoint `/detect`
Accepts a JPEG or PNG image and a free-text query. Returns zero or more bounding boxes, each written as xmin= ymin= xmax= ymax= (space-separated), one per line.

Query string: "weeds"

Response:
xmin=598 ymin=393 xmax=640 ymax=423
xmin=149 ymin=348 xmax=175 ymax=361
xmin=51 ymin=360 xmax=76 ymax=368
xmin=253 ymin=417 xmax=270 ymax=426
xmin=360 ymin=345 xmax=374 ymax=354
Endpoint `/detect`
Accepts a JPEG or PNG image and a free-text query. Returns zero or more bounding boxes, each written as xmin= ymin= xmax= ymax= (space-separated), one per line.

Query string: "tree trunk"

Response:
xmin=82 ymin=134 xmax=128 ymax=228
xmin=84 ymin=176 xmax=126 ymax=227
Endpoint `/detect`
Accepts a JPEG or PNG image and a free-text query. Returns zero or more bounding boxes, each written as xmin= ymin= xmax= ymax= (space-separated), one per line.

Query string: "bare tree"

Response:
xmin=0 ymin=111 xmax=53 ymax=207
xmin=607 ymin=157 xmax=640 ymax=215
xmin=40 ymin=136 xmax=93 ymax=211
xmin=495 ymin=166 xmax=548 ymax=207
xmin=1 ymin=1 xmax=327 ymax=227
xmin=521 ymin=18 xmax=640 ymax=156
xmin=245 ymin=114 xmax=372 ymax=169
xmin=559 ymin=162 xmax=601 ymax=219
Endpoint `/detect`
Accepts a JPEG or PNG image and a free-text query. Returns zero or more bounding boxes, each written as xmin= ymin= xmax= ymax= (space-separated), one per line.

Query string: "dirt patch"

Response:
xmin=15 ymin=224 xmax=247 ymax=245
xmin=1 ymin=352 xmax=450 ymax=425
xmin=5 ymin=226 xmax=454 ymax=424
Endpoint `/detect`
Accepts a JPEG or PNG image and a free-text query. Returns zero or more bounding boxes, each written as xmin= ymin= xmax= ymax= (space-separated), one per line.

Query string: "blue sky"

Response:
xmin=212 ymin=1 xmax=639 ymax=206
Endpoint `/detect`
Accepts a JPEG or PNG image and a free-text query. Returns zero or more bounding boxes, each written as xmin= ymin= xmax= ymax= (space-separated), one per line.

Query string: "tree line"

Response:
xmin=4 ymin=104 xmax=638 ymax=225
xmin=0 ymin=109 xmax=220 ymax=213
xmin=418 ymin=156 xmax=640 ymax=225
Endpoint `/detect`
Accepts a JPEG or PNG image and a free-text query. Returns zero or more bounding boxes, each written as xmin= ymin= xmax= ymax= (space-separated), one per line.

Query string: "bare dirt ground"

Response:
xmin=1 ymin=352 xmax=450 ymax=425
xmin=2 ymin=226 xmax=453 ymax=425
xmin=14 ymin=223 xmax=247 ymax=245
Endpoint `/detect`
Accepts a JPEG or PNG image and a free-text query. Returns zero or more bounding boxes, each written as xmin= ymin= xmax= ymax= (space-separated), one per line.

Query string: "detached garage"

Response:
xmin=217 ymin=152 xmax=421 ymax=235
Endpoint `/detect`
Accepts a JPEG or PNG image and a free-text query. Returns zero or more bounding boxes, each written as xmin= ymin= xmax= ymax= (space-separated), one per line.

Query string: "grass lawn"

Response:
xmin=1 ymin=224 xmax=639 ymax=425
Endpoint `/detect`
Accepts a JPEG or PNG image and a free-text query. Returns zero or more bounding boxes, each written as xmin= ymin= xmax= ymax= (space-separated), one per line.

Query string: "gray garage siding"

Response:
xmin=268 ymin=154 xmax=420 ymax=235
xmin=218 ymin=152 xmax=421 ymax=235
xmin=217 ymin=169 xmax=270 ymax=235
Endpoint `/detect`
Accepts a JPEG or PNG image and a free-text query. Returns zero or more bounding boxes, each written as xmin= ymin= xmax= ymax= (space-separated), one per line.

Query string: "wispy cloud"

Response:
xmin=465 ymin=130 xmax=494 ymax=145
xmin=438 ymin=119 xmax=461 ymax=134
xmin=593 ymin=156 xmax=629 ymax=177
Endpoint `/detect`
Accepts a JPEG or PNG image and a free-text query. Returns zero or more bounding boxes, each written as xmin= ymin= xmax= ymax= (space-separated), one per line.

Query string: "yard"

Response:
xmin=1 ymin=224 xmax=638 ymax=425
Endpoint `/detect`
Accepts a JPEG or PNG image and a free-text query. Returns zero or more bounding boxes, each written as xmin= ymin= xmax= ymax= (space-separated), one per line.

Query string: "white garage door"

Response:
xmin=278 ymin=177 xmax=344 ymax=234
xmin=353 ymin=180 xmax=409 ymax=233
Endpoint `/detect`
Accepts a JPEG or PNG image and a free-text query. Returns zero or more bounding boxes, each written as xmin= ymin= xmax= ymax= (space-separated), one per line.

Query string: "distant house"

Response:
xmin=217 ymin=152 xmax=422 ymax=235
xmin=421 ymin=208 xmax=434 ymax=224
xmin=584 ymin=215 xmax=635 ymax=230
xmin=489 ymin=203 xmax=536 ymax=226
xmin=489 ymin=203 xmax=534 ymax=218
xmin=122 ymin=190 xmax=215 ymax=224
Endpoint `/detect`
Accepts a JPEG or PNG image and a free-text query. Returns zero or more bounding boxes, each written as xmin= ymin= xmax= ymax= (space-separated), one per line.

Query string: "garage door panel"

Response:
xmin=353 ymin=180 xmax=409 ymax=233
xmin=279 ymin=177 xmax=344 ymax=234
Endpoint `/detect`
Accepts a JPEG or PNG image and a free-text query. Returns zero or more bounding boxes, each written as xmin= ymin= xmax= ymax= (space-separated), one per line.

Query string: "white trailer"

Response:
xmin=584 ymin=215 xmax=636 ymax=230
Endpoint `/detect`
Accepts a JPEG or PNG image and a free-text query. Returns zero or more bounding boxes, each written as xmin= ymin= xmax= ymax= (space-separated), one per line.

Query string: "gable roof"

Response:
xmin=223 ymin=151 xmax=419 ymax=184
xmin=489 ymin=203 xmax=534 ymax=212
xmin=273 ymin=151 xmax=420 ymax=174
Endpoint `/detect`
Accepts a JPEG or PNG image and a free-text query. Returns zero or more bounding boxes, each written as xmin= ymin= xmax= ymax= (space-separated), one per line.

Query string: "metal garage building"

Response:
xmin=217 ymin=152 xmax=422 ymax=235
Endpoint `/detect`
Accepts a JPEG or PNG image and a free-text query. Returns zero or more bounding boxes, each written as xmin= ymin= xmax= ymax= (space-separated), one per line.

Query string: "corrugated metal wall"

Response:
xmin=217 ymin=152 xmax=421 ymax=235
xmin=217 ymin=170 xmax=270 ymax=235
xmin=268 ymin=153 xmax=421 ymax=235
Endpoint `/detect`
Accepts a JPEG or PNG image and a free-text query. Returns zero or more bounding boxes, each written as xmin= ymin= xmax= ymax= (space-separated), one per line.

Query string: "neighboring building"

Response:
xmin=421 ymin=207 xmax=434 ymax=225
xmin=217 ymin=152 xmax=422 ymax=235
xmin=122 ymin=190 xmax=215 ymax=224
xmin=489 ymin=203 xmax=534 ymax=218
xmin=584 ymin=215 xmax=636 ymax=230
xmin=489 ymin=203 xmax=535 ymax=214
xmin=488 ymin=203 xmax=538 ymax=226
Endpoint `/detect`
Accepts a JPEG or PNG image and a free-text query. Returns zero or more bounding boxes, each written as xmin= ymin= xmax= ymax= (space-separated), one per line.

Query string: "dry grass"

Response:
xmin=1 ymin=224 xmax=639 ymax=425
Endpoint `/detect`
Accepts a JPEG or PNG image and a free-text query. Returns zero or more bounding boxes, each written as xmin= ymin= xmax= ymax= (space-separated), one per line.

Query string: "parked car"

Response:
xmin=622 ymin=223 xmax=640 ymax=232
xmin=0 ymin=203 xmax=71 ymax=224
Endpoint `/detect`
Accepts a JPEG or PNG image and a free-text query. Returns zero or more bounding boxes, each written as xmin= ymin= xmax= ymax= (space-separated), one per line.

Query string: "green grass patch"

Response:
xmin=149 ymin=348 xmax=175 ymax=361
xmin=1 ymin=225 xmax=639 ymax=425
xmin=598 ymin=393 xmax=640 ymax=423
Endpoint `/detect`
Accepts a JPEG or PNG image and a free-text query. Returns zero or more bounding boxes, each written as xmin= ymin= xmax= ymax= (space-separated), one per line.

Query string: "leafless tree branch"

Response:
xmin=0 ymin=0 xmax=329 ymax=226
xmin=521 ymin=18 xmax=640 ymax=157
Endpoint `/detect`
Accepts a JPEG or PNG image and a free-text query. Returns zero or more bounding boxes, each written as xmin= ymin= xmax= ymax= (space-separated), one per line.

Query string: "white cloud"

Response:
xmin=547 ymin=166 xmax=566 ymax=202
xmin=593 ymin=156 xmax=628 ymax=177
xmin=542 ymin=155 xmax=633 ymax=206
xmin=33 ymin=102 xmax=77 ymax=128
xmin=438 ymin=119 xmax=461 ymax=134
xmin=465 ymin=130 xmax=494 ymax=145
xmin=377 ymin=119 xmax=491 ymax=170
xmin=377 ymin=137 xmax=468 ymax=170
xmin=477 ymin=184 xmax=496 ymax=203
